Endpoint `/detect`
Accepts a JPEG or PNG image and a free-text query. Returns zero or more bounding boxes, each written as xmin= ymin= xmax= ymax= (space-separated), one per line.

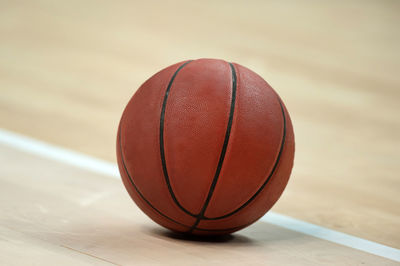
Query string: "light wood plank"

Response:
xmin=0 ymin=144 xmax=397 ymax=265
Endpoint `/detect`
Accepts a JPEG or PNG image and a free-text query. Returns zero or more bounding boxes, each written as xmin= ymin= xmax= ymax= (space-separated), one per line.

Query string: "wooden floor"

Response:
xmin=0 ymin=0 xmax=399 ymax=264
xmin=1 ymin=144 xmax=397 ymax=265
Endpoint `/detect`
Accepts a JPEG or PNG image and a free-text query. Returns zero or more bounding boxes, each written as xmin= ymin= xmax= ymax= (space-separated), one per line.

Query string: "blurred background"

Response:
xmin=1 ymin=0 xmax=399 ymax=247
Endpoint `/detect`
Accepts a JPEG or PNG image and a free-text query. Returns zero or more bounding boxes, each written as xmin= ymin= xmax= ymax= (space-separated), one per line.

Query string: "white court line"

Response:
xmin=261 ymin=213 xmax=400 ymax=262
xmin=0 ymin=129 xmax=120 ymax=178
xmin=0 ymin=128 xmax=399 ymax=262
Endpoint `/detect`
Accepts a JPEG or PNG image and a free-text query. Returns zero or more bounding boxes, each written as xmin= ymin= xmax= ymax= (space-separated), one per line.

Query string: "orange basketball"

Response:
xmin=117 ymin=59 xmax=295 ymax=235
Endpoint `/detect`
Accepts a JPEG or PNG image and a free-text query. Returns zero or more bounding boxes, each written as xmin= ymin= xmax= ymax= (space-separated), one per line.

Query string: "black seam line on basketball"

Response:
xmin=202 ymin=99 xmax=287 ymax=220
xmin=118 ymin=126 xmax=191 ymax=229
xmin=159 ymin=60 xmax=197 ymax=218
xmin=187 ymin=62 xmax=237 ymax=233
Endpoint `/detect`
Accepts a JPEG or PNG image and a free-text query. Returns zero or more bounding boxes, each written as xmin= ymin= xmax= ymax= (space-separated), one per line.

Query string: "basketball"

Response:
xmin=117 ymin=58 xmax=295 ymax=235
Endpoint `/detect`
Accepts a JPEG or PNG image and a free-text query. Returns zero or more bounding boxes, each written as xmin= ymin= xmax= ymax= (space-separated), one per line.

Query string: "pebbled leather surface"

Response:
xmin=164 ymin=59 xmax=232 ymax=214
xmin=117 ymin=59 xmax=295 ymax=234
xmin=118 ymin=61 xmax=197 ymax=227
xmin=204 ymin=63 xmax=285 ymax=218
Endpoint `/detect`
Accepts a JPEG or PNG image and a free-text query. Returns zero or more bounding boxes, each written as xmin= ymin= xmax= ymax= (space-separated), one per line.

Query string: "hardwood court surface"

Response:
xmin=0 ymin=0 xmax=399 ymax=264
xmin=0 ymin=143 xmax=397 ymax=265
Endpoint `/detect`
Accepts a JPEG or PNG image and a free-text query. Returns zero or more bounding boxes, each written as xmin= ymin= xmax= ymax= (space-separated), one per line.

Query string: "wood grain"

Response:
xmin=0 ymin=0 xmax=399 ymax=250
xmin=1 ymin=144 xmax=397 ymax=265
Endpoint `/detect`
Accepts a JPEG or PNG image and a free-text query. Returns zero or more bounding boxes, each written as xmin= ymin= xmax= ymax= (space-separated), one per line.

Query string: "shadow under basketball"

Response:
xmin=150 ymin=227 xmax=253 ymax=244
